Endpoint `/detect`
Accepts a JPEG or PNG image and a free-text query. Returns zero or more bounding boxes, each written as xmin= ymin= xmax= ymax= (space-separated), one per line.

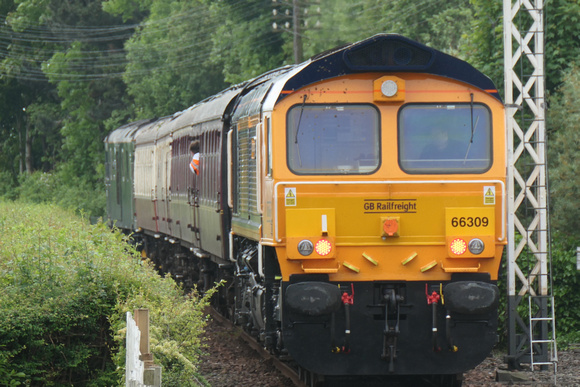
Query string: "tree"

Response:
xmin=0 ymin=0 xmax=132 ymax=216
xmin=207 ymin=0 xmax=287 ymax=84
xmin=302 ymin=0 xmax=475 ymax=60
xmin=548 ymin=65 xmax=580 ymax=236
xmin=45 ymin=42 xmax=128 ymax=185
xmin=544 ymin=0 xmax=580 ymax=91
xmin=464 ymin=0 xmax=580 ymax=95
xmin=106 ymin=0 xmax=229 ymax=118
xmin=0 ymin=0 xmax=63 ymax=177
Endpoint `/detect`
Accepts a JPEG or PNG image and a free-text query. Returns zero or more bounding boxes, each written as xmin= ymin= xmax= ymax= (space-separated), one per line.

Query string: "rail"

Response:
xmin=208 ymin=308 xmax=307 ymax=387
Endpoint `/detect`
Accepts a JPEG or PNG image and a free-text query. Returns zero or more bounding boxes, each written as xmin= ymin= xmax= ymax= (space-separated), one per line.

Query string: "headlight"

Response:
xmin=315 ymin=239 xmax=333 ymax=256
xmin=450 ymin=238 xmax=467 ymax=255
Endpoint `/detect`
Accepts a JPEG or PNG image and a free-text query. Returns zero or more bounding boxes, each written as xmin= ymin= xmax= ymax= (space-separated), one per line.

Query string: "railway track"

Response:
xmin=207 ymin=307 xmax=308 ymax=387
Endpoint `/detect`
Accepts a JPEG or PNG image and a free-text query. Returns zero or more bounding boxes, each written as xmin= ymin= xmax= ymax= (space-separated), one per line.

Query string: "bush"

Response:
xmin=15 ymin=171 xmax=57 ymax=204
xmin=550 ymin=232 xmax=580 ymax=345
xmin=494 ymin=231 xmax=580 ymax=348
xmin=13 ymin=171 xmax=106 ymax=219
xmin=0 ymin=201 xmax=212 ymax=386
xmin=548 ymin=65 xmax=580 ymax=238
xmin=0 ymin=171 xmax=18 ymax=200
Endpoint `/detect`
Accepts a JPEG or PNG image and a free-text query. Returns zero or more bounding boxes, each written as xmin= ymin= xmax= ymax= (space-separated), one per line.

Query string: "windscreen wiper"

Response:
xmin=463 ymin=94 xmax=479 ymax=163
xmin=294 ymin=94 xmax=308 ymax=166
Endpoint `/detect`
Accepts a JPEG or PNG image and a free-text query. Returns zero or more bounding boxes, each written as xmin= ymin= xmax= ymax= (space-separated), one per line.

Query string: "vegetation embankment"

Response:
xmin=0 ymin=201 xmax=211 ymax=386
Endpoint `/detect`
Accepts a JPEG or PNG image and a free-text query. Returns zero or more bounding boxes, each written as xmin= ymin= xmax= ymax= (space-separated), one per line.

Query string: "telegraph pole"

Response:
xmin=272 ymin=0 xmax=319 ymax=64
xmin=292 ymin=0 xmax=303 ymax=63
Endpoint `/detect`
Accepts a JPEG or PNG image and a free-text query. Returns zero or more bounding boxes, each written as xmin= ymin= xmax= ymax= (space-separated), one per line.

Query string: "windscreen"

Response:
xmin=287 ymin=104 xmax=380 ymax=174
xmin=398 ymin=103 xmax=492 ymax=174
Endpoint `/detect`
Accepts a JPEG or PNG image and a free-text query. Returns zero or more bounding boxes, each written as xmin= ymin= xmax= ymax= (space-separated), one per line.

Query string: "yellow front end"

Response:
xmin=276 ymin=181 xmax=505 ymax=282
xmin=260 ymin=73 xmax=506 ymax=283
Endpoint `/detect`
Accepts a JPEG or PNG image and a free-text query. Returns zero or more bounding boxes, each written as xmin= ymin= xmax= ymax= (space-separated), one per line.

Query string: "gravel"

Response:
xmin=463 ymin=347 xmax=580 ymax=387
xmin=198 ymin=317 xmax=579 ymax=386
xmin=198 ymin=317 xmax=294 ymax=387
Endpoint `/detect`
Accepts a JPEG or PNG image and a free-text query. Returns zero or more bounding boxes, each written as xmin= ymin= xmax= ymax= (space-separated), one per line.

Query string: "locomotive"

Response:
xmin=105 ymin=34 xmax=506 ymax=385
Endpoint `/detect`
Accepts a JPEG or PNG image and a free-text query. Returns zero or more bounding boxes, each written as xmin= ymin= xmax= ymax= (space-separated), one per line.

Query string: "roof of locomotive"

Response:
xmin=277 ymin=33 xmax=502 ymax=103
xmin=240 ymin=33 xmax=502 ymax=119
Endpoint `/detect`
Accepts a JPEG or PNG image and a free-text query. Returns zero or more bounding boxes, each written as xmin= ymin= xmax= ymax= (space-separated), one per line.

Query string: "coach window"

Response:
xmin=287 ymin=104 xmax=380 ymax=174
xmin=398 ymin=103 xmax=492 ymax=174
xmin=266 ymin=117 xmax=273 ymax=176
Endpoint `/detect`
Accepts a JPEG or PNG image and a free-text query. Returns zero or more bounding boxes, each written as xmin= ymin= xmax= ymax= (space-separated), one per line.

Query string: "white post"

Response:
xmin=126 ymin=310 xmax=162 ymax=387
xmin=126 ymin=312 xmax=144 ymax=386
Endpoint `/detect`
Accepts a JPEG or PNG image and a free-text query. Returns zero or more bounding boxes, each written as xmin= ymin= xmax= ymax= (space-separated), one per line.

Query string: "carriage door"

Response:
xmin=155 ymin=137 xmax=170 ymax=235
xmin=165 ymin=145 xmax=172 ymax=235
xmin=198 ymin=126 xmax=224 ymax=257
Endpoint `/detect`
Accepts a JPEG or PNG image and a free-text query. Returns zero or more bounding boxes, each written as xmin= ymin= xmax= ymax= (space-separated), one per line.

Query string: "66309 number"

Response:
xmin=451 ymin=216 xmax=489 ymax=228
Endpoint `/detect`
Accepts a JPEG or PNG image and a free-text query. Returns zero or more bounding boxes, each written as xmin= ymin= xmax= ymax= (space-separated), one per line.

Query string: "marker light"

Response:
xmin=450 ymin=238 xmax=467 ymax=255
xmin=468 ymin=238 xmax=485 ymax=255
xmin=315 ymin=239 xmax=332 ymax=256
xmin=297 ymin=240 xmax=314 ymax=256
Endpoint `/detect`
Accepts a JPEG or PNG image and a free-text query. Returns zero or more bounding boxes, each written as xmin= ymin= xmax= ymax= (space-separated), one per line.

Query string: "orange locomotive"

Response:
xmin=105 ymin=34 xmax=506 ymax=385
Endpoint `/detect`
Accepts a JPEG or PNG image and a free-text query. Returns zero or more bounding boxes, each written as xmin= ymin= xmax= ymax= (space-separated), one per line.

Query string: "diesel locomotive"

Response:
xmin=105 ymin=34 xmax=506 ymax=385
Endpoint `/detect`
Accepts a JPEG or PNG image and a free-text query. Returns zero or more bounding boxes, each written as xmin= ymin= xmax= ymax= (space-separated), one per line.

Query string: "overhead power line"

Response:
xmin=0 ymin=1 xmax=268 ymax=82
xmin=0 ymin=0 xmax=444 ymax=83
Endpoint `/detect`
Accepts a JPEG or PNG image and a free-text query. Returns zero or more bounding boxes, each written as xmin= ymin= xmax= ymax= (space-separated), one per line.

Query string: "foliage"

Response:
xmin=0 ymin=0 xmax=69 ymax=175
xmin=113 ymin=0 xmax=228 ymax=118
xmin=0 ymin=0 xmax=130 ymax=217
xmin=45 ymin=45 xmax=128 ymax=186
xmin=207 ymin=0 xmax=286 ymax=83
xmin=463 ymin=0 xmax=580 ymax=95
xmin=460 ymin=0 xmax=504 ymax=89
xmin=102 ymin=0 xmax=152 ymax=23
xmin=0 ymin=201 xmax=213 ymax=386
xmin=544 ymin=0 xmax=580 ymax=91
xmin=494 ymin=231 xmax=580 ymax=347
xmin=300 ymin=0 xmax=474 ymax=60
xmin=0 ymin=78 xmax=29 ymax=178
xmin=11 ymin=171 xmax=106 ymax=218
xmin=0 ymin=351 xmax=26 ymax=387
xmin=0 ymin=171 xmax=19 ymax=200
xmin=550 ymin=232 xmax=580 ymax=344
xmin=548 ymin=65 xmax=580 ymax=237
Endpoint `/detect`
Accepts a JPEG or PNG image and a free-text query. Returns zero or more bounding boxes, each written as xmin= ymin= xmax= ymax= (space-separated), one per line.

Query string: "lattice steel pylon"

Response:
xmin=503 ymin=0 xmax=557 ymax=371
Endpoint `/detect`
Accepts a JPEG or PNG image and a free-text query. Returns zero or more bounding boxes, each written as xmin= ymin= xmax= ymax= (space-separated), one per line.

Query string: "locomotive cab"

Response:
xmin=249 ymin=35 xmax=506 ymax=380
